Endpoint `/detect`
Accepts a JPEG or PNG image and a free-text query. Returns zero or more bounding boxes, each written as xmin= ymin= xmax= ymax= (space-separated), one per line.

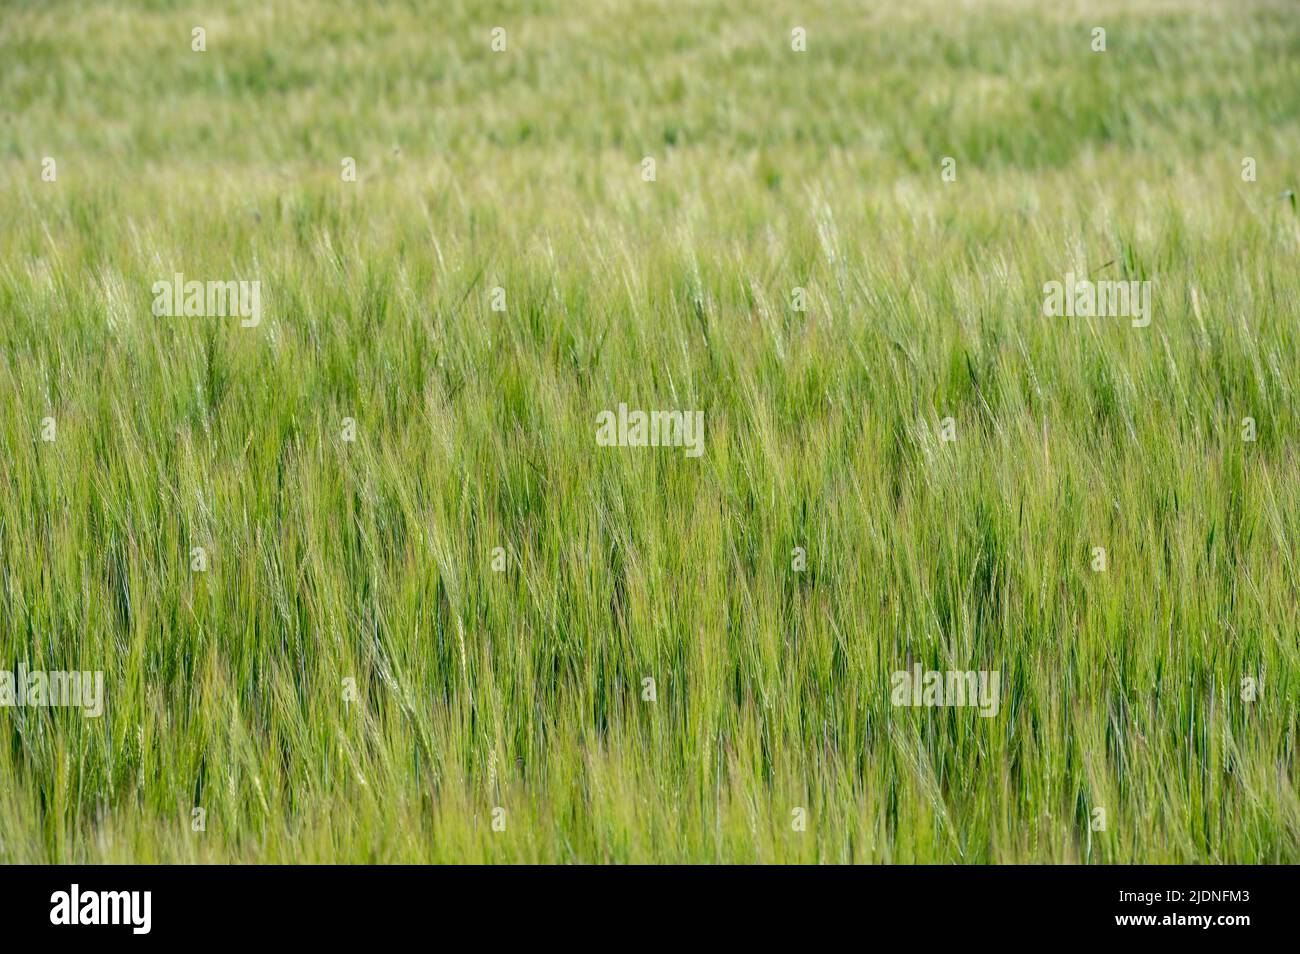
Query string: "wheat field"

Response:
xmin=0 ymin=0 xmax=1297 ymax=863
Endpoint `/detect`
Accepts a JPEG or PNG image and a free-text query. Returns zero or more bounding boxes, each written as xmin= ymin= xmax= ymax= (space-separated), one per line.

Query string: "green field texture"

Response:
xmin=0 ymin=0 xmax=1298 ymax=862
